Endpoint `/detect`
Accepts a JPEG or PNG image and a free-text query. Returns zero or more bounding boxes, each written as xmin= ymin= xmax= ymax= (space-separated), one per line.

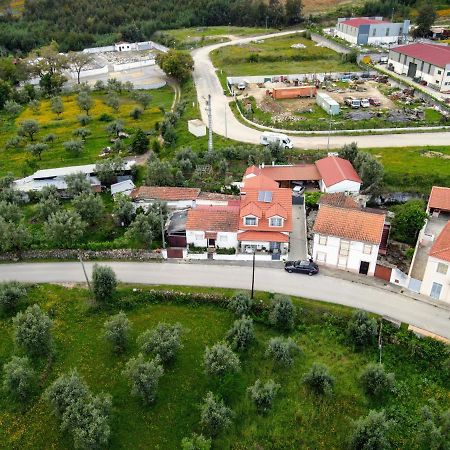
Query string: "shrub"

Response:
xmin=78 ymin=114 xmax=91 ymax=126
xmin=65 ymin=172 xmax=92 ymax=197
xmin=72 ymin=192 xmax=104 ymax=225
xmin=303 ymin=363 xmax=334 ymax=395
xmin=42 ymin=133 xmax=56 ymax=143
xmin=122 ymin=354 xmax=164 ymax=405
xmin=350 ymin=410 xmax=393 ymax=450
xmin=13 ymin=304 xmax=53 ymax=357
xmin=130 ymin=106 xmax=143 ymax=120
xmin=360 ymin=364 xmax=395 ymax=399
xmin=5 ymin=100 xmax=22 ymax=116
xmin=92 ymin=264 xmax=117 ymax=304
xmin=268 ymin=295 xmax=296 ymax=331
xmin=138 ymin=322 xmax=183 ymax=363
xmin=0 ymin=200 xmax=22 ymax=223
xmin=45 ymin=210 xmax=85 ymax=247
xmin=37 ymin=194 xmax=60 ymax=220
xmin=125 ymin=213 xmax=156 ymax=247
xmin=226 ymin=315 xmax=255 ymax=351
xmin=247 ymin=379 xmax=280 ymax=414
xmin=200 ymin=392 xmax=233 ymax=437
xmin=130 ymin=128 xmax=149 ymax=154
xmin=104 ymin=311 xmax=131 ymax=354
xmin=181 ymin=433 xmax=211 ymax=450
xmin=2 ymin=356 xmax=35 ymax=402
xmin=347 ymin=310 xmax=377 ymax=349
xmin=113 ymin=194 xmax=135 ymax=226
xmin=98 ymin=113 xmax=113 ymax=122
xmin=72 ymin=127 xmax=91 ymax=141
xmin=227 ymin=291 xmax=252 ymax=317
xmin=203 ymin=342 xmax=240 ymax=377
xmin=265 ymin=337 xmax=300 ymax=367
xmin=0 ymin=281 xmax=27 ymax=314
xmin=418 ymin=400 xmax=450 ymax=450
xmin=63 ymin=139 xmax=84 ymax=156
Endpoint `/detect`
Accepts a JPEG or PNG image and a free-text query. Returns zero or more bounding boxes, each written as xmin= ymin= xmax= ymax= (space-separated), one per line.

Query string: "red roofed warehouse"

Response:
xmin=335 ymin=17 xmax=409 ymax=46
xmin=388 ymin=43 xmax=450 ymax=93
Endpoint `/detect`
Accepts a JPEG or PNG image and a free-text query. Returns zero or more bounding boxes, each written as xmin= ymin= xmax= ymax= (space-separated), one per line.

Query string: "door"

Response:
xmin=359 ymin=261 xmax=370 ymax=275
xmin=407 ymin=62 xmax=417 ymax=78
xmin=207 ymin=238 xmax=216 ymax=247
xmin=430 ymin=282 xmax=443 ymax=300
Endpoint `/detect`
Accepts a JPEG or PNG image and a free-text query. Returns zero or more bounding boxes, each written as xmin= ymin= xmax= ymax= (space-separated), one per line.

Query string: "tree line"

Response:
xmin=1 ymin=0 xmax=303 ymax=54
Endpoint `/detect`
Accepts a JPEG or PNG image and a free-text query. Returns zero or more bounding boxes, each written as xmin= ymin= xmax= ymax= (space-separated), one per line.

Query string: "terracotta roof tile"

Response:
xmin=240 ymin=202 xmax=263 ymax=218
xmin=246 ymin=164 xmax=321 ymax=182
xmin=186 ymin=205 xmax=240 ymax=232
xmin=242 ymin=174 xmax=279 ymax=190
xmin=319 ymin=193 xmax=359 ymax=209
xmin=313 ymin=205 xmax=385 ymax=244
xmin=131 ymin=186 xmax=200 ymax=201
xmin=315 ymin=156 xmax=361 ymax=187
xmin=428 ymin=186 xmax=450 ymax=212
xmin=429 ymin=221 xmax=450 ymax=263
xmin=238 ymin=231 xmax=289 ymax=243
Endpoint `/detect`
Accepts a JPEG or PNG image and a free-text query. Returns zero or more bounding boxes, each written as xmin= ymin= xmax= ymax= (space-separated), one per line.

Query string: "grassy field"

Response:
xmin=211 ymin=34 xmax=360 ymax=77
xmin=0 ymin=87 xmax=173 ymax=177
xmin=0 ymin=284 xmax=448 ymax=449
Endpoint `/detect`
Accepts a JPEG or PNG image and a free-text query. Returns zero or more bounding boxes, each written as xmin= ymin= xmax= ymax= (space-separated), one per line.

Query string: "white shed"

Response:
xmin=188 ymin=119 xmax=207 ymax=137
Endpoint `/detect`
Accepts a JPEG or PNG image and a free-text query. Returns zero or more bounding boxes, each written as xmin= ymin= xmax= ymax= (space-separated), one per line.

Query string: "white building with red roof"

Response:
xmin=388 ymin=42 xmax=450 ymax=93
xmin=315 ymin=156 xmax=361 ymax=194
xmin=335 ymin=17 xmax=409 ymax=46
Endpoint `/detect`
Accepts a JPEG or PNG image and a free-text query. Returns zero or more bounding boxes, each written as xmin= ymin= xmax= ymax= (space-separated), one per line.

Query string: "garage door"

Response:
xmin=167 ymin=247 xmax=184 ymax=259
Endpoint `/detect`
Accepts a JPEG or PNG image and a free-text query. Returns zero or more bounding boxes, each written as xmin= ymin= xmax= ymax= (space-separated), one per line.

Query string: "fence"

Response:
xmin=67 ymin=66 xmax=109 ymax=79
xmin=112 ymin=59 xmax=156 ymax=72
xmin=83 ymin=45 xmax=115 ymax=54
xmin=83 ymin=41 xmax=168 ymax=55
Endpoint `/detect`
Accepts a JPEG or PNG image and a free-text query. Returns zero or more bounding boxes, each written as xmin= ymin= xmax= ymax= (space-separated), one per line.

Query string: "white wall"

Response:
xmin=322 ymin=180 xmax=361 ymax=194
xmin=420 ymin=256 xmax=450 ymax=302
xmin=113 ymin=59 xmax=155 ymax=72
xmin=335 ymin=29 xmax=358 ymax=45
xmin=186 ymin=230 xmax=237 ymax=249
xmin=313 ymin=234 xmax=379 ymax=276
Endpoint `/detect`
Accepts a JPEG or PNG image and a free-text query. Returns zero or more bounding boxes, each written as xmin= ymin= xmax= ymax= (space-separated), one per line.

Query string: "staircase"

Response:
xmin=379 ymin=224 xmax=390 ymax=255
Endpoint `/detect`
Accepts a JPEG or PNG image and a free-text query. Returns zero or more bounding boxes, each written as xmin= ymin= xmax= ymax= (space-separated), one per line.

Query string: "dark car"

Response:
xmin=284 ymin=260 xmax=319 ymax=276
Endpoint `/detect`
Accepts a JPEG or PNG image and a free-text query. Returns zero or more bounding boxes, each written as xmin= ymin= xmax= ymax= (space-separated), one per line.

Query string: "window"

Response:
xmin=339 ymin=240 xmax=350 ymax=256
xmin=436 ymin=262 xmax=448 ymax=275
xmin=245 ymin=217 xmax=257 ymax=226
xmin=447 ymin=72 xmax=450 ymax=76
xmin=363 ymin=244 xmax=372 ymax=255
xmin=372 ymin=29 xmax=376 ymax=37
xmin=269 ymin=217 xmax=282 ymax=227
xmin=437 ymin=70 xmax=442 ymax=75
xmin=316 ymin=252 xmax=326 ymax=262
xmin=319 ymin=235 xmax=327 ymax=245
xmin=430 ymin=282 xmax=443 ymax=300
xmin=421 ymin=61 xmax=424 ymax=71
xmin=385 ymin=28 xmax=390 ymax=36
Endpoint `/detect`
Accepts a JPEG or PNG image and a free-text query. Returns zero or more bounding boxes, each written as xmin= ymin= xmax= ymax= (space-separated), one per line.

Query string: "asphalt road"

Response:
xmin=192 ymin=30 xmax=450 ymax=149
xmin=1 ymin=262 xmax=449 ymax=338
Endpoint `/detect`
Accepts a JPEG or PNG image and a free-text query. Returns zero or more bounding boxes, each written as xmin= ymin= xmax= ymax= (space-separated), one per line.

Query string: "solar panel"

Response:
xmin=257 ymin=191 xmax=273 ymax=203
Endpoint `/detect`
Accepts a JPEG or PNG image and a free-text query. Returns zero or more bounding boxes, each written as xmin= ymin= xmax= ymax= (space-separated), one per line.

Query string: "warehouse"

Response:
xmin=335 ymin=17 xmax=410 ymax=46
xmin=388 ymin=42 xmax=450 ymax=93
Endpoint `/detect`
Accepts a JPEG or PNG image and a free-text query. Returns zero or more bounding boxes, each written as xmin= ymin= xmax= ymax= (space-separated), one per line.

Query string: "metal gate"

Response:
xmin=167 ymin=247 xmax=184 ymax=259
xmin=375 ymin=264 xmax=392 ymax=281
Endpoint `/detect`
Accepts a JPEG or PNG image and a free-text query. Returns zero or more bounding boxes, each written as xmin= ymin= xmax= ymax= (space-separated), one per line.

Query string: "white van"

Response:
xmin=260 ymin=132 xmax=293 ymax=149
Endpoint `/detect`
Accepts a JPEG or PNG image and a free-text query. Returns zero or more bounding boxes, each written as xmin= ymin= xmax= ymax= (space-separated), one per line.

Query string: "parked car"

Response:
xmin=360 ymin=98 xmax=370 ymax=108
xmin=284 ymin=260 xmax=319 ymax=275
xmin=237 ymin=82 xmax=247 ymax=90
xmin=345 ymin=97 xmax=361 ymax=109
xmin=369 ymin=97 xmax=381 ymax=106
xmin=379 ymin=55 xmax=388 ymax=64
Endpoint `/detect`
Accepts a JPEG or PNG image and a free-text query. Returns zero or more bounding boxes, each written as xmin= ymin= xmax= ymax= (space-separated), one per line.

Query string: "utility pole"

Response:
xmin=378 ymin=321 xmax=383 ymax=365
xmin=78 ymin=253 xmax=93 ymax=300
xmin=251 ymin=250 xmax=256 ymax=299
xmin=159 ymin=206 xmax=166 ymax=249
xmin=206 ymin=94 xmax=213 ymax=153
xmin=327 ymin=114 xmax=332 ymax=151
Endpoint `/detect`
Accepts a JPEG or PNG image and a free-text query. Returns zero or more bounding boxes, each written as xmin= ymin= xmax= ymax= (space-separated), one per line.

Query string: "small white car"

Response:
xmin=360 ymin=99 xmax=370 ymax=108
xmin=237 ymin=82 xmax=247 ymax=90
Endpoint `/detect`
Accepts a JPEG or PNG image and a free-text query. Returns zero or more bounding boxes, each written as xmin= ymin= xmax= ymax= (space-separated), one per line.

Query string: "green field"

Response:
xmin=0 ymin=87 xmax=173 ymax=177
xmin=1 ymin=284 xmax=448 ymax=449
xmin=211 ymin=34 xmax=360 ymax=77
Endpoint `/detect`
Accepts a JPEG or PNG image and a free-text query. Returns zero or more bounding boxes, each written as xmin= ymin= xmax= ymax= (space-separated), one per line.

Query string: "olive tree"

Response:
xmin=350 ymin=410 xmax=393 ymax=450
xmin=113 ymin=194 xmax=135 ymax=226
xmin=65 ymin=172 xmax=91 ymax=197
xmin=0 ymin=200 xmax=22 ymax=223
xmin=105 ymin=93 xmax=120 ymax=112
xmin=247 ymin=379 xmax=280 ymax=414
xmin=134 ymin=91 xmax=152 ymax=110
xmin=18 ymin=119 xmax=40 ymax=141
xmin=226 ymin=315 xmax=255 ymax=351
xmin=303 ymin=363 xmax=335 ymax=395
xmin=138 ymin=322 xmax=183 ymax=363
xmin=37 ymin=194 xmax=60 ymax=220
xmin=0 ymin=281 xmax=27 ymax=314
xmin=104 ymin=311 xmax=131 ymax=354
xmin=77 ymin=91 xmax=93 ymax=115
xmin=44 ymin=210 xmax=85 ymax=247
xmin=0 ymin=219 xmax=31 ymax=253
xmin=268 ymin=294 xmax=296 ymax=331
xmin=72 ymin=127 xmax=91 ymax=141
xmin=200 ymin=392 xmax=233 ymax=437
xmin=181 ymin=433 xmax=211 ymax=450
xmin=265 ymin=337 xmax=300 ymax=367
xmin=3 ymin=356 xmax=36 ymax=402
xmin=347 ymin=310 xmax=377 ymax=349
xmin=72 ymin=192 xmax=104 ymax=225
xmin=125 ymin=213 xmax=157 ymax=247
xmin=122 ymin=354 xmax=164 ymax=405
xmin=63 ymin=139 xmax=84 ymax=156
xmin=360 ymin=364 xmax=395 ymax=399
xmin=95 ymin=157 xmax=124 ymax=186
xmin=13 ymin=304 xmax=53 ymax=356
xmin=228 ymin=291 xmax=252 ymax=316
xmin=418 ymin=401 xmax=450 ymax=450
xmin=51 ymin=96 xmax=64 ymax=119
xmin=27 ymin=142 xmax=48 ymax=160
xmin=203 ymin=342 xmax=240 ymax=377
xmin=106 ymin=120 xmax=124 ymax=137
xmin=92 ymin=264 xmax=117 ymax=304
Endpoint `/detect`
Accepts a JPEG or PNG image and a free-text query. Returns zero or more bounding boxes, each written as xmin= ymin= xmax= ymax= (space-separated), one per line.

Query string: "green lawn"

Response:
xmin=211 ymin=34 xmax=360 ymax=77
xmin=0 ymin=87 xmax=173 ymax=177
xmin=0 ymin=284 xmax=448 ymax=449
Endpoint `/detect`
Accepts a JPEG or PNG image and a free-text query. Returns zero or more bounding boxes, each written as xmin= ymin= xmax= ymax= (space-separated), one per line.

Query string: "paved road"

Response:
xmin=192 ymin=30 xmax=450 ymax=149
xmin=1 ymin=262 xmax=449 ymax=338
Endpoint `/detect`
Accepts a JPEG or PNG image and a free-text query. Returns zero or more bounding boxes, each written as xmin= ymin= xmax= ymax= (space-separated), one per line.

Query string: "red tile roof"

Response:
xmin=245 ymin=164 xmax=321 ymax=182
xmin=319 ymin=193 xmax=359 ymax=209
xmin=240 ymin=202 xmax=263 ymax=218
xmin=315 ymin=156 xmax=362 ymax=188
xmin=131 ymin=186 xmax=200 ymax=201
xmin=341 ymin=18 xmax=389 ymax=27
xmin=391 ymin=43 xmax=450 ymax=69
xmin=242 ymin=174 xmax=279 ymax=191
xmin=429 ymin=221 xmax=450 ymax=263
xmin=313 ymin=205 xmax=385 ymax=244
xmin=197 ymin=192 xmax=239 ymax=201
xmin=186 ymin=205 xmax=240 ymax=232
xmin=428 ymin=186 xmax=450 ymax=212
xmin=238 ymin=231 xmax=289 ymax=243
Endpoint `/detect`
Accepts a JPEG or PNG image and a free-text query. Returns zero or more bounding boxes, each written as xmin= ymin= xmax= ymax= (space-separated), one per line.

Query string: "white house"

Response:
xmin=388 ymin=43 xmax=450 ymax=93
xmin=315 ymin=156 xmax=362 ymax=194
xmin=114 ymin=42 xmax=138 ymax=52
xmin=420 ymin=221 xmax=450 ymax=302
xmin=130 ymin=186 xmax=201 ymax=210
xmin=335 ymin=17 xmax=409 ymax=46
xmin=312 ymin=205 xmax=385 ymax=276
xmin=186 ymin=205 xmax=240 ymax=250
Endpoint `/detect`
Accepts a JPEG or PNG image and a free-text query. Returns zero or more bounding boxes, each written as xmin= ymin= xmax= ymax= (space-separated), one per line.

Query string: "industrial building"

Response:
xmin=335 ymin=17 xmax=410 ymax=46
xmin=388 ymin=42 xmax=450 ymax=92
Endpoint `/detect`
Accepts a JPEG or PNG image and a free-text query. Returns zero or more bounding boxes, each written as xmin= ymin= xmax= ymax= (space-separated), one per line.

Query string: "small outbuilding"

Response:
xmin=316 ymin=92 xmax=340 ymax=116
xmin=188 ymin=119 xmax=207 ymax=137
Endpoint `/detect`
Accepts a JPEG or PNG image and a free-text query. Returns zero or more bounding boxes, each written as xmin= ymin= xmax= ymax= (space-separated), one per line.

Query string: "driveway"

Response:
xmin=288 ymin=202 xmax=308 ymax=260
xmin=192 ymin=30 xmax=450 ymax=148
xmin=1 ymin=262 xmax=449 ymax=338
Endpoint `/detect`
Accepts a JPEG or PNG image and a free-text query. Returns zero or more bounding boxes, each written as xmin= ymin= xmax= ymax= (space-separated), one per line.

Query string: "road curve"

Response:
xmin=192 ymin=30 xmax=450 ymax=149
xmin=1 ymin=262 xmax=449 ymax=338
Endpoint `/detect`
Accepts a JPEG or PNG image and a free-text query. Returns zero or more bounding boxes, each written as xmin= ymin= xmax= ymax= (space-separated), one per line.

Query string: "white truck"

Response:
xmin=260 ymin=131 xmax=293 ymax=149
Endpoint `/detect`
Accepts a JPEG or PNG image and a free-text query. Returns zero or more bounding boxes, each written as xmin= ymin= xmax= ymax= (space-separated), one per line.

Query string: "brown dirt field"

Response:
xmin=301 ymin=0 xmax=355 ymax=13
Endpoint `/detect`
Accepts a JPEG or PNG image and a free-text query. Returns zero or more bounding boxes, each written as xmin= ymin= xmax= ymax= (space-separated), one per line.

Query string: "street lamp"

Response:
xmin=158 ymin=204 xmax=166 ymax=249
xmin=327 ymin=113 xmax=332 ymax=151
